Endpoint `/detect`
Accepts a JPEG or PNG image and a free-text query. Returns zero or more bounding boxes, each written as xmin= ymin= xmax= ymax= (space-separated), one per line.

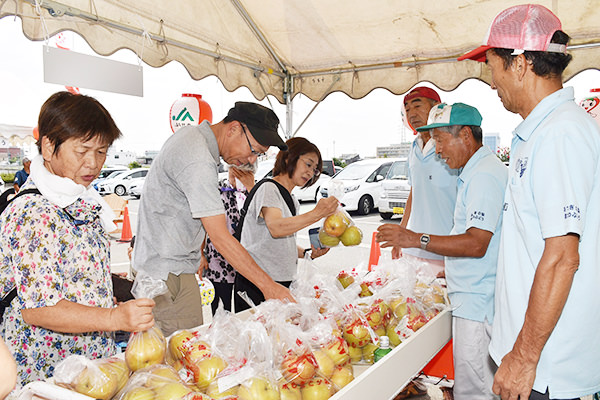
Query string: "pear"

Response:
xmin=339 ymin=226 xmax=363 ymax=246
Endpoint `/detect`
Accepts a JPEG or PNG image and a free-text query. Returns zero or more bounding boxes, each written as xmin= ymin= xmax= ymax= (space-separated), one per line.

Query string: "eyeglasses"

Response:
xmin=241 ymin=124 xmax=265 ymax=156
xmin=300 ymin=156 xmax=321 ymax=177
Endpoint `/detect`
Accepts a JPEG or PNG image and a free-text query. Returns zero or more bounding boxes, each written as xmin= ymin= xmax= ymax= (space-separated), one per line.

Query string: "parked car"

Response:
xmin=378 ymin=159 xmax=410 ymax=220
xmin=254 ymin=159 xmax=276 ymax=181
xmin=321 ymin=159 xmax=336 ymax=177
xmin=97 ymin=168 xmax=149 ymax=196
xmin=92 ymin=166 xmax=127 ymax=190
xmin=128 ymin=180 xmax=144 ymax=199
xmin=319 ymin=158 xmax=399 ymax=214
xmin=254 ymin=158 xmax=335 ymax=202
xmin=292 ymin=173 xmax=331 ymax=202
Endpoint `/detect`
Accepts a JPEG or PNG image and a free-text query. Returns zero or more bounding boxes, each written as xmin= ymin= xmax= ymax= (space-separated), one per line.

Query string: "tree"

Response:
xmin=332 ymin=157 xmax=347 ymax=168
xmin=129 ymin=161 xmax=142 ymax=169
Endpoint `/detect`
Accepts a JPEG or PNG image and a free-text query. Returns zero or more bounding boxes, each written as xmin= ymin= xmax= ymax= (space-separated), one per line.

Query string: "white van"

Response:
xmin=378 ymin=159 xmax=410 ymax=219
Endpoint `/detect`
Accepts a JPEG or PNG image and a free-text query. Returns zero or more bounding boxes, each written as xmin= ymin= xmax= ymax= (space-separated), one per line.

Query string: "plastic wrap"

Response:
xmin=318 ymin=207 xmax=363 ymax=247
xmin=53 ymin=355 xmax=129 ymax=400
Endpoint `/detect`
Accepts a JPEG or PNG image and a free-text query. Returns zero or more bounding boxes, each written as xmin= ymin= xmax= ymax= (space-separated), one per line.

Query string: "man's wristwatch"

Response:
xmin=420 ymin=234 xmax=430 ymax=250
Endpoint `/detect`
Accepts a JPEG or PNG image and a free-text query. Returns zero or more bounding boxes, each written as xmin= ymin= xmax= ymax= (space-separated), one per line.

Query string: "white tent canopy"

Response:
xmin=3 ymin=0 xmax=600 ymax=104
xmin=0 ymin=123 xmax=36 ymax=146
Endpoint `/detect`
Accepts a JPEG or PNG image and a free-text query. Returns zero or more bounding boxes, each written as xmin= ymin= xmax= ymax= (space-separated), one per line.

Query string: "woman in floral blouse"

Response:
xmin=0 ymin=91 xmax=155 ymax=388
xmin=200 ymin=166 xmax=255 ymax=314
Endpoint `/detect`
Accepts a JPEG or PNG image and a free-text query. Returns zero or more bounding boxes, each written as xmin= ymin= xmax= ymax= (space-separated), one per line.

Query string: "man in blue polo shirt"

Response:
xmin=377 ymin=102 xmax=507 ymax=399
xmin=13 ymin=157 xmax=30 ymax=193
xmin=459 ymin=4 xmax=600 ymax=400
xmin=399 ymin=87 xmax=458 ymax=277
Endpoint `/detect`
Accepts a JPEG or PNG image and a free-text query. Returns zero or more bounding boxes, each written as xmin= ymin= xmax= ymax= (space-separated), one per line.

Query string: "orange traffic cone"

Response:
xmin=118 ymin=206 xmax=133 ymax=243
xmin=368 ymin=231 xmax=381 ymax=271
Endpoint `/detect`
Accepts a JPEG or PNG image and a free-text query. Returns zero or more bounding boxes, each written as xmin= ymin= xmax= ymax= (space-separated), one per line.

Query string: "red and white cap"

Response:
xmin=458 ymin=4 xmax=567 ymax=62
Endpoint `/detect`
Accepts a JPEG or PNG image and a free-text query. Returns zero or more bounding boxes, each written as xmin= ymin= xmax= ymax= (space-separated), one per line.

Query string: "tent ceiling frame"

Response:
xmin=23 ymin=0 xmax=287 ymax=78
xmin=20 ymin=0 xmax=600 ymax=101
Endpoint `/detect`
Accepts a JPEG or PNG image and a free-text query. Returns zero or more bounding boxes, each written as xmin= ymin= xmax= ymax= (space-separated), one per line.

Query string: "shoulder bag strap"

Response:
xmin=232 ymin=178 xmax=296 ymax=240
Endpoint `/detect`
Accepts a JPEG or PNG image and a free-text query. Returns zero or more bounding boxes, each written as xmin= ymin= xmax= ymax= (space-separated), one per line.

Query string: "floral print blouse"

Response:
xmin=204 ymin=179 xmax=248 ymax=284
xmin=0 ymin=181 xmax=116 ymax=387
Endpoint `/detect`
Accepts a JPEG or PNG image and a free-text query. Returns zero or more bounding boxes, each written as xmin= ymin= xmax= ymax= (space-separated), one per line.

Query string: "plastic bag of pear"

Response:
xmin=318 ymin=207 xmax=363 ymax=247
xmin=292 ymin=255 xmax=448 ymax=365
xmin=162 ymin=301 xmax=357 ymax=399
xmin=53 ymin=355 xmax=130 ymax=400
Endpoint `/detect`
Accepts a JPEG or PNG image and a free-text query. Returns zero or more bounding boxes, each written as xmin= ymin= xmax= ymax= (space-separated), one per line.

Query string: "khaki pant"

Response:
xmin=153 ymin=273 xmax=203 ymax=337
xmin=453 ymin=316 xmax=499 ymax=400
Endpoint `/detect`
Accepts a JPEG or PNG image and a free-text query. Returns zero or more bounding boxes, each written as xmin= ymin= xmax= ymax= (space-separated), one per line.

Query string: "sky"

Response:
xmin=1 ymin=16 xmax=600 ymax=160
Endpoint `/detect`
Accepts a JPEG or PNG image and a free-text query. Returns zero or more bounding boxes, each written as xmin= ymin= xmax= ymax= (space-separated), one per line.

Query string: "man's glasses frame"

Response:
xmin=241 ymin=124 xmax=265 ymax=156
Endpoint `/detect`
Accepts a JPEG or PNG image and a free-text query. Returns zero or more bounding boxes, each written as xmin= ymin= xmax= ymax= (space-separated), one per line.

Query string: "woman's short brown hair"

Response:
xmin=273 ymin=137 xmax=322 ymax=188
xmin=36 ymin=91 xmax=122 ymax=154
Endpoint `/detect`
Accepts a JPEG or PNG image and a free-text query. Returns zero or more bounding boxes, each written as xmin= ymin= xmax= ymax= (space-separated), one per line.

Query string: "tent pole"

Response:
xmin=285 ymin=75 xmax=293 ymax=139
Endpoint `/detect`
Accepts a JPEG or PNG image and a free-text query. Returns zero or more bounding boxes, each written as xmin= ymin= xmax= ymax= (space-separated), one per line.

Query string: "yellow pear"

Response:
xmin=301 ymin=377 xmax=334 ymax=400
xmin=125 ymin=326 xmax=166 ymax=372
xmin=322 ymin=336 xmax=350 ymax=366
xmin=73 ymin=365 xmax=118 ymax=400
xmin=330 ymin=365 xmax=354 ymax=390
xmin=168 ymin=329 xmax=195 ymax=360
xmin=121 ymin=386 xmax=155 ymax=400
xmin=339 ymin=226 xmax=363 ymax=246
xmin=153 ymin=382 xmax=193 ymax=400
xmin=206 ymin=381 xmax=239 ymax=399
xmin=190 ymin=355 xmax=227 ymax=390
xmin=100 ymin=357 xmax=129 ymax=393
xmin=348 ymin=346 xmax=362 ymax=363
xmin=279 ymin=380 xmax=302 ymax=400
xmin=361 ymin=341 xmax=378 ymax=364
xmin=313 ymin=349 xmax=335 ymax=378
xmin=238 ymin=377 xmax=279 ymax=400
xmin=145 ymin=365 xmax=181 ymax=389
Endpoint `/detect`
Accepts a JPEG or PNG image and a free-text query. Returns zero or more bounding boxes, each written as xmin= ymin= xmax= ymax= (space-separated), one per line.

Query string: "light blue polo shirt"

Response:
xmin=445 ymin=146 xmax=507 ymax=323
xmin=405 ymin=136 xmax=458 ymax=260
xmin=490 ymin=87 xmax=600 ymax=398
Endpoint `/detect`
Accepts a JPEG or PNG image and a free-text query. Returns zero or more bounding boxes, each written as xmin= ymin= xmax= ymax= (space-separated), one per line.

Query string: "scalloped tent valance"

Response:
xmin=3 ymin=0 xmax=599 ymax=103
xmin=0 ymin=124 xmax=36 ymax=146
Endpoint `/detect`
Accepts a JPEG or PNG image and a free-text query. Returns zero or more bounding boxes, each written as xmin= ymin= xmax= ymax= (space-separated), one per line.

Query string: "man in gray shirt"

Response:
xmin=133 ymin=102 xmax=290 ymax=335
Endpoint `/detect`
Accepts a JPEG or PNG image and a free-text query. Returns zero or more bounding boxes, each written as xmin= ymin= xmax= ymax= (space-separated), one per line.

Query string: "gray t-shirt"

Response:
xmin=133 ymin=121 xmax=224 ymax=280
xmin=240 ymin=181 xmax=300 ymax=282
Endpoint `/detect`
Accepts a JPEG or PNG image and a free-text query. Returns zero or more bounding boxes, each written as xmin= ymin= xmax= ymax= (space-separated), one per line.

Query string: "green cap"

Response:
xmin=416 ymin=103 xmax=482 ymax=131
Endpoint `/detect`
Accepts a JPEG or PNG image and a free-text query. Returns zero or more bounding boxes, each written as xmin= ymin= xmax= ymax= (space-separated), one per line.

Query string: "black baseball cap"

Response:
xmin=227 ymin=102 xmax=287 ymax=151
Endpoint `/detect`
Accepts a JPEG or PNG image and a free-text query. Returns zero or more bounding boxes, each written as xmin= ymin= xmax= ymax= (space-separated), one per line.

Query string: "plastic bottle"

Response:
xmin=374 ymin=336 xmax=392 ymax=362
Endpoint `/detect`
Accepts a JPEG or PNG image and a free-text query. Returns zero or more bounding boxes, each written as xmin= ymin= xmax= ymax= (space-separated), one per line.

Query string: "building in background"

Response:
xmin=376 ymin=142 xmax=411 ymax=158
xmin=137 ymin=150 xmax=160 ymax=165
xmin=105 ymin=148 xmax=137 ymax=166
xmin=0 ymin=147 xmax=25 ymax=164
xmin=483 ymin=132 xmax=501 ymax=154
xmin=340 ymin=153 xmax=361 ymax=164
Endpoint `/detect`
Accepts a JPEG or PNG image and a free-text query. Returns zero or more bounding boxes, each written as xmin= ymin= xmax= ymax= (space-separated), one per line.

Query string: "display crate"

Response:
xmin=331 ymin=308 xmax=451 ymax=400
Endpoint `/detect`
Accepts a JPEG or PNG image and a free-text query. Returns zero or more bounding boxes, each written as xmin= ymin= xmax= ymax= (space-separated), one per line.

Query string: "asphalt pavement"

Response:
xmin=108 ymin=197 xmax=404 ymax=277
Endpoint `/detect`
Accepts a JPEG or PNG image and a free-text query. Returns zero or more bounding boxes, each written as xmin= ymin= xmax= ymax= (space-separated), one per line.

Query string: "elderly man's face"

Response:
xmin=431 ymin=128 xmax=470 ymax=170
xmin=222 ymin=122 xmax=268 ymax=168
xmin=486 ymin=50 xmax=520 ymax=115
xmin=405 ymin=97 xmax=436 ymax=130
